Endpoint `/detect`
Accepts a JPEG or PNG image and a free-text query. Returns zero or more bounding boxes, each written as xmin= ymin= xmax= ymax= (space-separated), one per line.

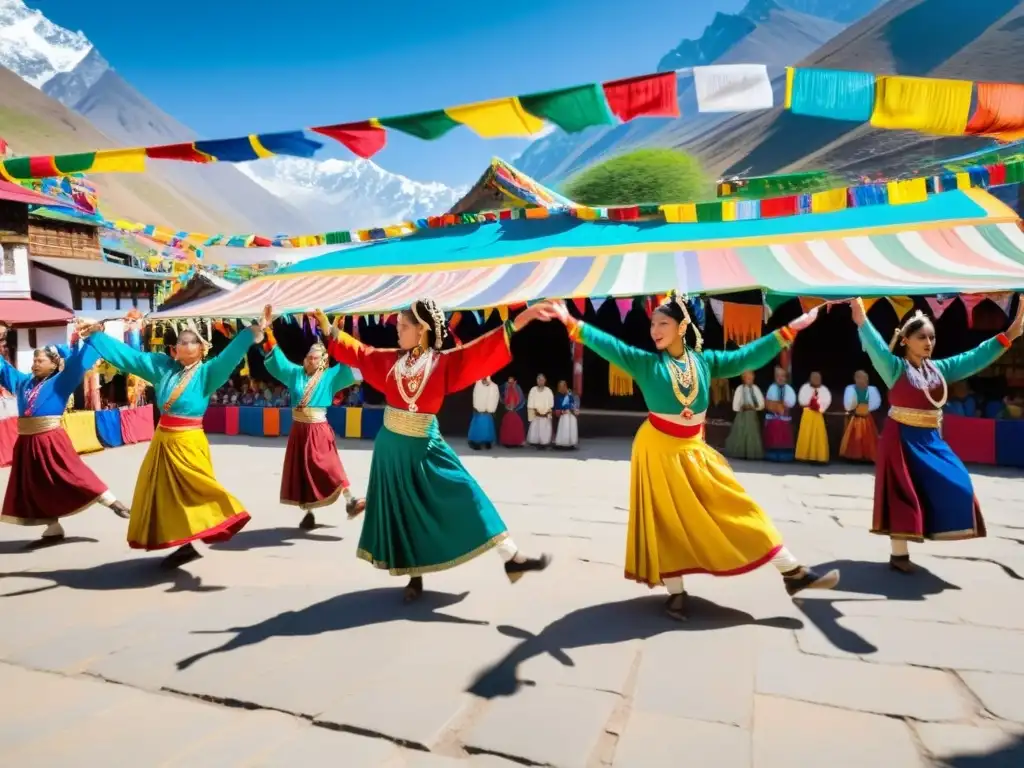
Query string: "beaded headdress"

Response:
xmin=411 ymin=298 xmax=449 ymax=350
xmin=658 ymin=290 xmax=703 ymax=352
xmin=182 ymin=319 xmax=213 ymax=357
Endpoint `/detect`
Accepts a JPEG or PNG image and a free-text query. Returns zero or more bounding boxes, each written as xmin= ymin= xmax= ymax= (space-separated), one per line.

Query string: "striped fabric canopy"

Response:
xmin=151 ymin=190 xmax=1024 ymax=319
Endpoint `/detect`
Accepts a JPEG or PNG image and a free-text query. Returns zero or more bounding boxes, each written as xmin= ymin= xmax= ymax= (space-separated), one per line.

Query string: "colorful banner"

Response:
xmin=2 ymin=68 xmax=1022 ymax=181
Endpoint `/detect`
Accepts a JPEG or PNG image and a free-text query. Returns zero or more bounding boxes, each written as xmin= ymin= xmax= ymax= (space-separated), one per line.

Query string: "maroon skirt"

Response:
xmin=280 ymin=420 xmax=349 ymax=509
xmin=499 ymin=411 xmax=526 ymax=447
xmin=1 ymin=427 xmax=109 ymax=525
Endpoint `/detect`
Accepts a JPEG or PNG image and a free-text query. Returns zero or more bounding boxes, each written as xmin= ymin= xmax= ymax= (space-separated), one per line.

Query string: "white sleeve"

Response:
xmin=732 ymin=386 xmax=745 ymax=412
xmin=752 ymin=385 xmax=765 ymax=410
xmin=783 ymin=385 xmax=797 ymax=408
xmin=868 ymin=386 xmax=882 ymax=412
xmin=472 ymin=382 xmax=485 ymax=412
xmin=818 ymin=386 xmax=832 ymax=411
xmin=798 ymin=384 xmax=813 ymax=407
xmin=843 ymin=385 xmax=857 ymax=411
xmin=527 ymin=387 xmax=537 ymax=410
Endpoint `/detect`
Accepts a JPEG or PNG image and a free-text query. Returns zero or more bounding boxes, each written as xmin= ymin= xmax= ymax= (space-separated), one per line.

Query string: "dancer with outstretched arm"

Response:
xmin=318 ymin=299 xmax=551 ymax=603
xmin=77 ymin=316 xmax=268 ymax=568
xmin=260 ymin=309 xmax=365 ymax=529
xmin=535 ymin=294 xmax=839 ymax=621
xmin=0 ymin=324 xmax=130 ymax=541
xmin=849 ymin=297 xmax=1024 ymax=572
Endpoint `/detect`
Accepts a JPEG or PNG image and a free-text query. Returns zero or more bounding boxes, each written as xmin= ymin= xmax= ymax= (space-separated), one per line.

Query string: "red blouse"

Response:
xmin=327 ymin=326 xmax=512 ymax=415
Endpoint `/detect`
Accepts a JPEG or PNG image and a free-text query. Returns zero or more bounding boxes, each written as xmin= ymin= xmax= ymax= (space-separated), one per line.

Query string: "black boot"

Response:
xmin=161 ymin=543 xmax=202 ymax=569
xmin=403 ymin=576 xmax=424 ymax=603
xmin=504 ymin=553 xmax=552 ymax=584
xmin=110 ymin=501 xmax=131 ymax=520
xmin=299 ymin=511 xmax=317 ymax=530
xmin=782 ymin=565 xmax=840 ymax=596
xmin=890 ymin=554 xmax=915 ymax=574
xmin=665 ymin=592 xmax=689 ymax=621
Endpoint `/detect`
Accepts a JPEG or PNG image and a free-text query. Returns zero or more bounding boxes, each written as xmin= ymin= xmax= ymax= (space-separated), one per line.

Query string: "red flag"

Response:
xmin=311 ymin=121 xmax=387 ymax=159
xmin=603 ymin=73 xmax=679 ymax=121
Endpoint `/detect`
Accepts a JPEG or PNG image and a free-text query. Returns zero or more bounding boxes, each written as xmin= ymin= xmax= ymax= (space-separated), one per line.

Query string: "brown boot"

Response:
xmin=889 ymin=554 xmax=915 ymax=574
xmin=161 ymin=543 xmax=202 ymax=569
xmin=504 ymin=554 xmax=552 ymax=584
xmin=110 ymin=501 xmax=131 ymax=520
xmin=403 ymin=576 xmax=424 ymax=603
xmin=783 ymin=566 xmax=840 ymax=596
xmin=665 ymin=592 xmax=689 ymax=621
xmin=299 ymin=511 xmax=316 ymax=530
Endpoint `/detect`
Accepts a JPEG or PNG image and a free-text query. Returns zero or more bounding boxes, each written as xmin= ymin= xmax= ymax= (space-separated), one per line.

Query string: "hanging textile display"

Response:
xmin=785 ymin=67 xmax=876 ymax=122
xmin=870 ymin=75 xmax=974 ymax=136
xmin=886 ymin=296 xmax=916 ymax=319
xmin=693 ymin=64 xmax=773 ymax=113
xmin=964 ymin=82 xmax=1024 ymax=142
xmin=609 ymin=363 xmax=634 ymax=396
xmin=722 ymin=303 xmax=763 ymax=346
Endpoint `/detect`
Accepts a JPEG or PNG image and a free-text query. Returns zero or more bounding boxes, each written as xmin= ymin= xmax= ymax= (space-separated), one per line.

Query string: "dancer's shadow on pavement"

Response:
xmin=940 ymin=732 xmax=1024 ymax=767
xmin=793 ymin=558 xmax=960 ymax=656
xmin=0 ymin=558 xmax=225 ymax=597
xmin=208 ymin=526 xmax=343 ymax=552
xmin=0 ymin=536 xmax=99 ymax=554
xmin=467 ymin=595 xmax=802 ymax=699
xmin=177 ymin=588 xmax=486 ymax=671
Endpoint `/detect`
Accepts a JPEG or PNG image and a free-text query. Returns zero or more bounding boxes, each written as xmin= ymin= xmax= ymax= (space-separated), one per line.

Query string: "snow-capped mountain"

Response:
xmin=0 ymin=0 xmax=91 ymax=87
xmin=240 ymin=158 xmax=467 ymax=231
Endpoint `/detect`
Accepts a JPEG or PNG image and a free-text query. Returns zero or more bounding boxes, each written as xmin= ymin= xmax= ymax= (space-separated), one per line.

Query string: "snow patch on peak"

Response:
xmin=239 ymin=157 xmax=468 ymax=231
xmin=0 ymin=0 xmax=93 ymax=88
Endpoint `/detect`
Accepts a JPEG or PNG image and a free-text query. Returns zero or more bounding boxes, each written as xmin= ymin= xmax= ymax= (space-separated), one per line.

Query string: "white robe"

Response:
xmin=797 ymin=384 xmax=832 ymax=412
xmin=732 ymin=384 xmax=765 ymax=412
xmin=473 ymin=380 xmax=499 ymax=414
xmin=555 ymin=394 xmax=579 ymax=448
xmin=527 ymin=386 xmax=554 ymax=445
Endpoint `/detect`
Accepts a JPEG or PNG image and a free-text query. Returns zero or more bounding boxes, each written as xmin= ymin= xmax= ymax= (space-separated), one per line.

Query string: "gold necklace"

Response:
xmin=666 ymin=349 xmax=699 ymax=418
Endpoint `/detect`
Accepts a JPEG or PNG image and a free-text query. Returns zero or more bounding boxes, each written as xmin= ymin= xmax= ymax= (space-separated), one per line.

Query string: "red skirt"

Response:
xmin=1 ymin=428 xmax=109 ymax=525
xmin=280 ymin=420 xmax=349 ymax=509
xmin=499 ymin=411 xmax=526 ymax=446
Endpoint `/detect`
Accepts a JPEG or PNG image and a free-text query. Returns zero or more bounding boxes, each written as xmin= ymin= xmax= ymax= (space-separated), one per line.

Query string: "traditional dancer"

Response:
xmin=795 ymin=371 xmax=831 ymax=464
xmin=499 ymin=376 xmax=526 ymax=447
xmin=724 ymin=370 xmax=764 ymax=460
xmin=0 ymin=326 xmax=130 ymax=540
xmin=317 ymin=300 xmax=551 ymax=602
xmin=537 ymin=294 xmax=839 ymax=620
xmin=764 ymin=367 xmax=796 ymax=462
xmin=526 ymin=374 xmax=554 ymax=448
xmin=553 ymin=380 xmax=579 ymax=449
xmin=840 ymin=370 xmax=881 ymax=462
xmin=468 ymin=376 xmax=499 ymax=450
xmin=850 ymin=298 xmax=1024 ymax=572
xmin=78 ymin=317 xmax=266 ymax=568
xmin=260 ymin=318 xmax=365 ymax=529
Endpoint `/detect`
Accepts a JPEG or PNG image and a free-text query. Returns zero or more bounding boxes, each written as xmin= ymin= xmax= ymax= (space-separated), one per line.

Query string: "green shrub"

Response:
xmin=563 ymin=148 xmax=708 ymax=206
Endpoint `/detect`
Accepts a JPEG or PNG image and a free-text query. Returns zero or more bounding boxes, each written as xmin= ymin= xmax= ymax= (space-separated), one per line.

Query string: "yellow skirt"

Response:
xmin=128 ymin=426 xmax=250 ymax=550
xmin=795 ymin=410 xmax=829 ymax=463
xmin=627 ymin=420 xmax=783 ymax=586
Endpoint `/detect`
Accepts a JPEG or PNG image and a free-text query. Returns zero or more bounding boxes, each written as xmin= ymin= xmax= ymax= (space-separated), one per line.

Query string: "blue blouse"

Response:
xmin=263 ymin=346 xmax=355 ymax=407
xmin=0 ymin=342 xmax=100 ymax=417
xmin=89 ymin=328 xmax=256 ymax=417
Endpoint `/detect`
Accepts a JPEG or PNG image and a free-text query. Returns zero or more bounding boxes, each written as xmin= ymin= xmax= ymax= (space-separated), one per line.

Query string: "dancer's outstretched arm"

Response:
xmin=704 ymin=307 xmax=819 ymax=379
xmin=933 ymin=297 xmax=1023 ymax=383
xmin=850 ymin=300 xmax=903 ymax=388
xmin=80 ymin=322 xmax=176 ymax=382
xmin=201 ymin=326 xmax=259 ymax=396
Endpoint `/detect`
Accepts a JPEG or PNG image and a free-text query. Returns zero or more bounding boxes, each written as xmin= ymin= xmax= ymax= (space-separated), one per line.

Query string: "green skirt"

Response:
xmin=358 ymin=416 xmax=508 ymax=576
xmin=724 ymin=410 xmax=764 ymax=461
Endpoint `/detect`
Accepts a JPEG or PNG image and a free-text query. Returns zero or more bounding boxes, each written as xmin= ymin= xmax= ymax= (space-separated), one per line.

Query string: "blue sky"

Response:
xmin=34 ymin=0 xmax=746 ymax=187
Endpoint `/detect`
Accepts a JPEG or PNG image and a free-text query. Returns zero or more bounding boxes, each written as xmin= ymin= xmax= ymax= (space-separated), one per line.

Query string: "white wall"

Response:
xmin=27 ymin=266 xmax=73 ymax=309
xmin=0 ymin=244 xmax=31 ymax=299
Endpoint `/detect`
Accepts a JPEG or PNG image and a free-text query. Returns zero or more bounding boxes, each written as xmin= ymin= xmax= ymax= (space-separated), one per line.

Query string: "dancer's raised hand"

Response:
xmin=75 ymin=317 xmax=103 ymax=337
xmin=788 ymin=305 xmax=820 ymax=332
xmin=524 ymin=300 xmax=570 ymax=326
xmin=314 ymin=308 xmax=332 ymax=338
xmin=1008 ymin=295 xmax=1024 ymax=340
xmin=849 ymin=298 xmax=867 ymax=327
xmin=513 ymin=301 xmax=561 ymax=330
xmin=259 ymin=304 xmax=273 ymax=330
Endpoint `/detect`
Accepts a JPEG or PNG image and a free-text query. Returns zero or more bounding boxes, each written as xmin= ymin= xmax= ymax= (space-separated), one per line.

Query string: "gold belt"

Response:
xmin=18 ymin=415 xmax=63 ymax=436
xmin=888 ymin=406 xmax=942 ymax=429
xmin=292 ymin=407 xmax=327 ymax=424
xmin=383 ymin=406 xmax=436 ymax=438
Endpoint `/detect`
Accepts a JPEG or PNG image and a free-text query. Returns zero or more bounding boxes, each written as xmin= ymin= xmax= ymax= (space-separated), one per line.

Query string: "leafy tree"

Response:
xmin=563 ymin=148 xmax=709 ymax=206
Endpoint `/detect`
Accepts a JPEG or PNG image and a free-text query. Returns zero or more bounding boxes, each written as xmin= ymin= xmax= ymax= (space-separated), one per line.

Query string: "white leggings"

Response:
xmin=662 ymin=547 xmax=801 ymax=594
xmin=891 ymin=539 xmax=910 ymax=556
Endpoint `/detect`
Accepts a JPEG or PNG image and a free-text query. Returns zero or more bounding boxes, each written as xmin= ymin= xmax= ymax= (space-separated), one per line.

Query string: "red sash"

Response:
xmin=648 ymin=413 xmax=704 ymax=439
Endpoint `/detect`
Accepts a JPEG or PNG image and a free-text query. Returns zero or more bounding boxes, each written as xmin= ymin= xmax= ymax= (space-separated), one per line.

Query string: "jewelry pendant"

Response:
xmin=408 ymin=379 xmax=419 ymax=392
xmin=408 ymin=403 xmax=418 ymax=413
xmin=681 ymin=408 xmax=694 ymax=419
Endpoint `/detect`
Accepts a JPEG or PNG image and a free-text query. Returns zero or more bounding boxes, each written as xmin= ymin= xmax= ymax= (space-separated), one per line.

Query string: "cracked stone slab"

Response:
xmin=464 ymin=685 xmax=619 ymax=768
xmin=756 ymin=646 xmax=973 ymax=721
xmin=753 ymin=695 xmax=923 ymax=767
xmin=914 ymin=722 xmax=1021 ymax=763
xmin=612 ymin=711 xmax=750 ymax=768
xmin=959 ymin=671 xmax=1024 ymax=724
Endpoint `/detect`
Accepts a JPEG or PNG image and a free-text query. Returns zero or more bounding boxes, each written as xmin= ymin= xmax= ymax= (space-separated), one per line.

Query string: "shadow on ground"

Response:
xmin=176 ymin=588 xmax=486 ymax=671
xmin=940 ymin=732 xmax=1024 ymax=767
xmin=0 ymin=558 xmax=224 ymax=597
xmin=794 ymin=559 xmax=960 ymax=655
xmin=0 ymin=536 xmax=98 ymax=554
xmin=209 ymin=526 xmax=343 ymax=552
xmin=467 ymin=595 xmax=803 ymax=699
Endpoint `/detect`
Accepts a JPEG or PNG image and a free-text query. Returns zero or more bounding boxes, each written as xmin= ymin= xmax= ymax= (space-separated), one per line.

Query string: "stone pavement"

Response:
xmin=1 ymin=435 xmax=1023 ymax=767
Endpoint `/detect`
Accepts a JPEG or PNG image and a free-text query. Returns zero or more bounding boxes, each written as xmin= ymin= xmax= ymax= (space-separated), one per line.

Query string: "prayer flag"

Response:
xmin=445 ymin=97 xmax=546 ymax=138
xmin=886 ymin=296 xmax=915 ymax=320
xmin=660 ymin=203 xmax=697 ymax=223
xmin=575 ymin=207 xmax=601 ymax=221
xmin=616 ymin=298 xmax=632 ymax=322
xmin=693 ymin=65 xmax=773 ymax=113
xmin=696 ymin=202 xmax=723 ymax=223
xmin=311 ymin=120 xmax=387 ymax=158
xmin=886 ymin=178 xmax=928 ymax=205
xmin=602 ymin=73 xmax=679 ymax=121
xmin=870 ymin=76 xmax=973 ymax=136
xmin=254 ymin=131 xmax=322 ymax=159
xmin=810 ymin=188 xmax=848 ymax=213
xmin=759 ymin=196 xmax=798 ymax=218
xmin=89 ymin=148 xmax=147 ymax=174
xmin=785 ymin=68 xmax=875 ymax=122
xmin=52 ymin=152 xmax=98 ymax=175
xmin=519 ymin=84 xmax=616 ymax=133
xmin=379 ymin=110 xmax=460 ymax=140
xmin=965 ymin=82 xmax=1024 ymax=142
xmin=146 ymin=143 xmax=215 ymax=163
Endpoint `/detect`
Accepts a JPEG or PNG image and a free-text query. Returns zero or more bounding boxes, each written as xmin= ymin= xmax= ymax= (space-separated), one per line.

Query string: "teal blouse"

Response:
xmin=577 ymin=322 xmax=787 ymax=415
xmin=89 ymin=328 xmax=257 ymax=417
xmin=858 ymin=321 xmax=1007 ymax=388
xmin=264 ymin=346 xmax=356 ymax=407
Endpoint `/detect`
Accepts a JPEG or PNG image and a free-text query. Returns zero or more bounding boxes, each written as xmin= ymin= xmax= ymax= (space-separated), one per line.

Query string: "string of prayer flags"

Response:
xmin=693 ymin=64 xmax=773 ymax=113
xmin=785 ymin=67 xmax=876 ymax=122
xmin=964 ymin=82 xmax=1024 ymax=142
xmin=870 ymin=75 xmax=974 ymax=136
